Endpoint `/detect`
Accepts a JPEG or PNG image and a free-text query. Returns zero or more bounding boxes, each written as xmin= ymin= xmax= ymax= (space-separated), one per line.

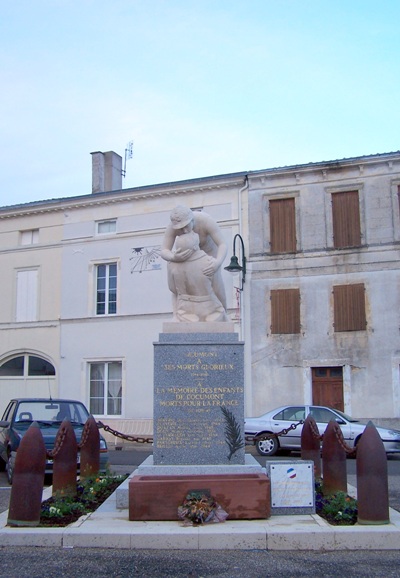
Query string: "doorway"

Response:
xmin=312 ymin=366 xmax=344 ymax=411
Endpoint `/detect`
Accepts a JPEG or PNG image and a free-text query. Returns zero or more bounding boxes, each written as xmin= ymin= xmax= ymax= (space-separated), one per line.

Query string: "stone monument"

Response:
xmin=129 ymin=206 xmax=270 ymax=521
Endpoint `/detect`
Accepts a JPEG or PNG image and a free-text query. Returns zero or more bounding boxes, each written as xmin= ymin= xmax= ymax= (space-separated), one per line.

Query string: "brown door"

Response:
xmin=312 ymin=367 xmax=344 ymax=411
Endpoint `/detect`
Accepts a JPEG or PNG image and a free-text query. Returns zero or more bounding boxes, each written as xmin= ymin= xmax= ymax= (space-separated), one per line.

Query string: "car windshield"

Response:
xmin=332 ymin=408 xmax=359 ymax=423
xmin=14 ymin=401 xmax=89 ymax=424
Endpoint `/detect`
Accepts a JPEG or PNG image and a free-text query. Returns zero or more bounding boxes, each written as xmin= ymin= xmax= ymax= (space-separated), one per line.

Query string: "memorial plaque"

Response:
xmin=153 ymin=332 xmax=245 ymax=465
xmin=266 ymin=460 xmax=315 ymax=515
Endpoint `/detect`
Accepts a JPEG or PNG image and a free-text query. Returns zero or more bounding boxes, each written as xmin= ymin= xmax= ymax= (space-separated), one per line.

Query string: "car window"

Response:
xmin=15 ymin=401 xmax=90 ymax=423
xmin=2 ymin=401 xmax=16 ymax=422
xmin=273 ymin=407 xmax=305 ymax=421
xmin=310 ymin=407 xmax=338 ymax=423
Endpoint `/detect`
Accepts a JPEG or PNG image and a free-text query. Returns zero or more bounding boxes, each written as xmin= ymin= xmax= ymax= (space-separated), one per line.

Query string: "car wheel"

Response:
xmin=256 ymin=434 xmax=279 ymax=456
xmin=6 ymin=452 xmax=15 ymax=485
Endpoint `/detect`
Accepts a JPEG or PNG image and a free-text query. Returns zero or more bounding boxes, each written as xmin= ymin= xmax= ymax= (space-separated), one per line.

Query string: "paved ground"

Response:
xmin=1 ymin=546 xmax=400 ymax=577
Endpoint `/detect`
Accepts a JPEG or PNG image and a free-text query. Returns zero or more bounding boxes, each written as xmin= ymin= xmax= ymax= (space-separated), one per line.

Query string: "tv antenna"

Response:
xmin=122 ymin=140 xmax=133 ymax=177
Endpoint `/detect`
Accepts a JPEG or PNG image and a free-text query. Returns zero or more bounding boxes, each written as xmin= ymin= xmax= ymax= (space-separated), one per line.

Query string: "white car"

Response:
xmin=245 ymin=405 xmax=400 ymax=457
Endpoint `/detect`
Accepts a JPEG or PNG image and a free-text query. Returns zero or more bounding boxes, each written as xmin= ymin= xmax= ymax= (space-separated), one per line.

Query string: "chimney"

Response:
xmin=91 ymin=151 xmax=123 ymax=193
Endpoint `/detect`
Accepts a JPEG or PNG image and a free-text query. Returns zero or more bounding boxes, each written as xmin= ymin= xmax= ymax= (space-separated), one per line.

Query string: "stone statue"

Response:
xmin=161 ymin=206 xmax=228 ymax=322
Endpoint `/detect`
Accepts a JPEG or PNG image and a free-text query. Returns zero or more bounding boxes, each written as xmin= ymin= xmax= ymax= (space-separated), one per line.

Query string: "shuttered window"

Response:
xmin=333 ymin=284 xmax=366 ymax=332
xmin=271 ymin=288 xmax=300 ymax=334
xmin=332 ymin=191 xmax=361 ymax=248
xmin=16 ymin=269 xmax=38 ymax=322
xmin=269 ymin=198 xmax=296 ymax=253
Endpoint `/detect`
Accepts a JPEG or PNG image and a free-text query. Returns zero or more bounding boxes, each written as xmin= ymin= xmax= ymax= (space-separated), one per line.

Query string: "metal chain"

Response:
xmin=245 ymin=420 xmax=304 ymax=443
xmin=333 ymin=422 xmax=357 ymax=456
xmin=46 ymin=422 xmax=68 ymax=459
xmin=97 ymin=421 xmax=154 ymax=444
xmin=78 ymin=418 xmax=92 ymax=450
xmin=309 ymin=417 xmax=323 ymax=441
xmin=95 ymin=418 xmax=356 ymax=457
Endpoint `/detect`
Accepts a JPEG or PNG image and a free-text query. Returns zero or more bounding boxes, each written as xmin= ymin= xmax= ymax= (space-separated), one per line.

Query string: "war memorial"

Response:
xmin=1 ymin=205 xmax=399 ymax=550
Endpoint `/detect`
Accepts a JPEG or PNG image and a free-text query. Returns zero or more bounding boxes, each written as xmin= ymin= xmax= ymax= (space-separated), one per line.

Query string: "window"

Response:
xmin=16 ymin=269 xmax=38 ymax=322
xmin=332 ymin=191 xmax=361 ymax=248
xmin=89 ymin=361 xmax=122 ymax=416
xmin=273 ymin=407 xmax=305 ymax=421
xmin=269 ymin=198 xmax=296 ymax=253
xmin=96 ymin=220 xmax=116 ymax=235
xmin=271 ymin=288 xmax=300 ymax=334
xmin=20 ymin=229 xmax=39 ymax=245
xmin=96 ymin=263 xmax=117 ymax=315
xmin=333 ymin=283 xmax=366 ymax=331
xmin=0 ymin=354 xmax=55 ymax=377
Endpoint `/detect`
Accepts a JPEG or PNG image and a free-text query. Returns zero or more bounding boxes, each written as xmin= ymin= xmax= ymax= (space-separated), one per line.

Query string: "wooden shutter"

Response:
xmin=16 ymin=269 xmax=38 ymax=322
xmin=333 ymin=283 xmax=366 ymax=331
xmin=332 ymin=191 xmax=361 ymax=248
xmin=271 ymin=288 xmax=300 ymax=334
xmin=270 ymin=198 xmax=296 ymax=253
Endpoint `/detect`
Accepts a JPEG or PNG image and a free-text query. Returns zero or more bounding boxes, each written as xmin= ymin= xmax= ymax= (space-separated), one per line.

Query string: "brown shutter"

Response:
xmin=270 ymin=198 xmax=296 ymax=253
xmin=333 ymin=284 xmax=366 ymax=331
xmin=271 ymin=288 xmax=300 ymax=334
xmin=332 ymin=191 xmax=361 ymax=248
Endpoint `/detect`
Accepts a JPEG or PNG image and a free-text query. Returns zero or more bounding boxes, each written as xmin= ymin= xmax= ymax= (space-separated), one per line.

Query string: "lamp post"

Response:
xmin=224 ymin=233 xmax=246 ymax=291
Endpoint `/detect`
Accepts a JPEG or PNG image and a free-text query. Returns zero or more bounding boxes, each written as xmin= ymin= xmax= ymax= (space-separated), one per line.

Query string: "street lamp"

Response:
xmin=224 ymin=233 xmax=246 ymax=291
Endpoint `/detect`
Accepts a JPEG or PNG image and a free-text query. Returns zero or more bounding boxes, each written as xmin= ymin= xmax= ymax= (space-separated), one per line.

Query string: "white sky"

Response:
xmin=1 ymin=0 xmax=399 ymax=208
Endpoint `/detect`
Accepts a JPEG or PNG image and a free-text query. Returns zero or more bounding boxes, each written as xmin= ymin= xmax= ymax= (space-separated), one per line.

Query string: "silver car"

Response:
xmin=245 ymin=405 xmax=400 ymax=457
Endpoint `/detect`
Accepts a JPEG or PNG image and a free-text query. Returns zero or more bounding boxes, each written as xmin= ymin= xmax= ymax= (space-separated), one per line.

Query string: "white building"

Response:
xmin=0 ymin=152 xmax=248 ymax=433
xmin=1 ymin=150 xmax=399 ymax=431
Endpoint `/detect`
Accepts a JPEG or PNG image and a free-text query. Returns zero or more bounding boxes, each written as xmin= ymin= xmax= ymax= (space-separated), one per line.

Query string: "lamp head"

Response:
xmin=224 ymin=255 xmax=243 ymax=274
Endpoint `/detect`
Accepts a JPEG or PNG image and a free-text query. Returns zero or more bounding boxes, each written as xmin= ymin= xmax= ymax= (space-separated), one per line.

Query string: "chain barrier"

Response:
xmin=97 ymin=421 xmax=154 ymax=445
xmin=333 ymin=422 xmax=357 ymax=456
xmin=92 ymin=418 xmax=357 ymax=457
xmin=46 ymin=421 xmax=68 ymax=459
xmin=245 ymin=420 xmax=304 ymax=444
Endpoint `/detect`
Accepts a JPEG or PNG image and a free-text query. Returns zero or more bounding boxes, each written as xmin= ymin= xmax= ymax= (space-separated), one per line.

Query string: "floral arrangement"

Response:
xmin=178 ymin=491 xmax=228 ymax=526
xmin=315 ymin=480 xmax=358 ymax=525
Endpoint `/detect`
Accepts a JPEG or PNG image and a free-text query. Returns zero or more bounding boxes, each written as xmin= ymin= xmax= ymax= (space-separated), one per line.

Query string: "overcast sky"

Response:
xmin=1 ymin=0 xmax=399 ymax=208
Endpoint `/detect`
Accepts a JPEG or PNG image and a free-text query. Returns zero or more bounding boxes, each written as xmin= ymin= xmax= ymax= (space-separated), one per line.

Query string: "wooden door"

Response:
xmin=312 ymin=367 xmax=344 ymax=411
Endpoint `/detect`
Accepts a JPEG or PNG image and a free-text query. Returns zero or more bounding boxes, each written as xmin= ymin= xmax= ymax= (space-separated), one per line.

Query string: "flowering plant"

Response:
xmin=40 ymin=473 xmax=127 ymax=526
xmin=315 ymin=480 xmax=357 ymax=525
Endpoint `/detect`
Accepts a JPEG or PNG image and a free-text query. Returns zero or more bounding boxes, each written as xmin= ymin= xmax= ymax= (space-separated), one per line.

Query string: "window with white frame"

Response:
xmin=20 ymin=229 xmax=39 ymax=245
xmin=16 ymin=268 xmax=38 ymax=322
xmin=96 ymin=220 xmax=117 ymax=235
xmin=0 ymin=354 xmax=55 ymax=377
xmin=89 ymin=361 xmax=122 ymax=416
xmin=96 ymin=262 xmax=117 ymax=315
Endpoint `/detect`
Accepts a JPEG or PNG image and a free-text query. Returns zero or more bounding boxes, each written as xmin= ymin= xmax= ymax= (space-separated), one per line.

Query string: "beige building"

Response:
xmin=1 ymin=150 xmax=399 ymax=430
xmin=0 ymin=152 xmax=248 ymax=433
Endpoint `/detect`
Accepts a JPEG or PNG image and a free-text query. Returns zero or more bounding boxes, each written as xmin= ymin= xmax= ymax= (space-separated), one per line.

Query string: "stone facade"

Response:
xmin=247 ymin=152 xmax=400 ymax=423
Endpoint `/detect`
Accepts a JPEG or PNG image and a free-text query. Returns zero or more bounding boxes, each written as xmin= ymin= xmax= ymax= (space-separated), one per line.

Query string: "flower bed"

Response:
xmin=40 ymin=473 xmax=128 ymax=527
xmin=315 ymin=480 xmax=358 ymax=525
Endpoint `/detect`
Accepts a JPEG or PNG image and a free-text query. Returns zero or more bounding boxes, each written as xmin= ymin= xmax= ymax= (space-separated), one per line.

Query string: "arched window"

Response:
xmin=0 ymin=354 xmax=55 ymax=377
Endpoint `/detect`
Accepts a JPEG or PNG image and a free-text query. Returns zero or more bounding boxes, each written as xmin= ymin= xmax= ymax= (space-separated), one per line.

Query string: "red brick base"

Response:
xmin=129 ymin=473 xmax=271 ymax=521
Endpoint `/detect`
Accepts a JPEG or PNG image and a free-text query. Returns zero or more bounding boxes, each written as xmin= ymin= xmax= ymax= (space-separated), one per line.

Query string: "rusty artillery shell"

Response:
xmin=301 ymin=415 xmax=322 ymax=478
xmin=52 ymin=418 xmax=78 ymax=498
xmin=7 ymin=422 xmax=46 ymax=527
xmin=79 ymin=415 xmax=100 ymax=480
xmin=321 ymin=420 xmax=347 ymax=496
xmin=356 ymin=420 xmax=390 ymax=525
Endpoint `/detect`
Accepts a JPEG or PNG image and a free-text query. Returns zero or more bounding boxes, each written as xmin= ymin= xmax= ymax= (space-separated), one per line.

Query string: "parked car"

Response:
xmin=0 ymin=398 xmax=109 ymax=483
xmin=245 ymin=405 xmax=400 ymax=457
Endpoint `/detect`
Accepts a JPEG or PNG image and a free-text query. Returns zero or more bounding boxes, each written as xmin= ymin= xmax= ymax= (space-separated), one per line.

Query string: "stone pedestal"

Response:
xmin=129 ymin=324 xmax=271 ymax=521
xmin=153 ymin=328 xmax=245 ymax=465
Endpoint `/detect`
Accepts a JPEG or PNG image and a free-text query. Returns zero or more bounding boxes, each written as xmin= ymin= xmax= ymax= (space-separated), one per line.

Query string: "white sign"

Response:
xmin=270 ymin=462 xmax=314 ymax=508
